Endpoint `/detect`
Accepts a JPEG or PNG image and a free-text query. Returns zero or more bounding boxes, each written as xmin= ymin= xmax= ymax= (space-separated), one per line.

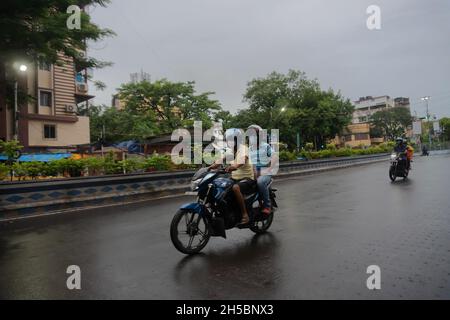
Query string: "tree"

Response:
xmin=439 ymin=117 xmax=450 ymax=141
xmin=84 ymin=104 xmax=159 ymax=144
xmin=241 ymin=70 xmax=354 ymax=149
xmin=117 ymin=79 xmax=222 ymax=133
xmin=0 ymin=0 xmax=114 ymax=121
xmin=370 ymin=107 xmax=413 ymax=141
xmin=0 ymin=139 xmax=23 ymax=181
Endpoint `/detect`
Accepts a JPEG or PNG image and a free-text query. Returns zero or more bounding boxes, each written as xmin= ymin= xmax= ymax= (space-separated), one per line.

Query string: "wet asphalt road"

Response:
xmin=1 ymin=154 xmax=450 ymax=299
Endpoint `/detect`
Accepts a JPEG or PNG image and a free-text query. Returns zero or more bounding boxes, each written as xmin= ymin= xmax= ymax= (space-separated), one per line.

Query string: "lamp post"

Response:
xmin=421 ymin=96 xmax=431 ymax=149
xmin=13 ymin=64 xmax=28 ymax=141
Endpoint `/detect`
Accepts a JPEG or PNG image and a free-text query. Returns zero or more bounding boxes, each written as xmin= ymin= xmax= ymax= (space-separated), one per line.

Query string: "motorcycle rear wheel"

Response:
xmin=170 ymin=209 xmax=210 ymax=255
xmin=250 ymin=212 xmax=274 ymax=234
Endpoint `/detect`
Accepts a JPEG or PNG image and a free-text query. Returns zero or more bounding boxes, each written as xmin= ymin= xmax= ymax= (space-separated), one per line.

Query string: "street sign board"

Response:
xmin=412 ymin=121 xmax=422 ymax=135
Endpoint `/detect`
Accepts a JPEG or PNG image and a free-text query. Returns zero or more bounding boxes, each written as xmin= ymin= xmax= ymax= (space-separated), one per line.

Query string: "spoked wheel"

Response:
xmin=250 ymin=211 xmax=274 ymax=234
xmin=389 ymin=167 xmax=396 ymax=182
xmin=170 ymin=209 xmax=210 ymax=254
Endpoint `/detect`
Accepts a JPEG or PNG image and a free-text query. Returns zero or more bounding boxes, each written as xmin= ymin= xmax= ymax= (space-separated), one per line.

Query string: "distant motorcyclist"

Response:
xmin=422 ymin=145 xmax=429 ymax=156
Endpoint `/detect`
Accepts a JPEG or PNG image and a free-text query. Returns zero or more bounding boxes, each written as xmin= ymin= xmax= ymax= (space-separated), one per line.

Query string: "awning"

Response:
xmin=0 ymin=153 xmax=72 ymax=162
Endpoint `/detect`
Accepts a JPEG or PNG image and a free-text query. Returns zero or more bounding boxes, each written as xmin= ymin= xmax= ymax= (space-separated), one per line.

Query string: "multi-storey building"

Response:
xmin=333 ymin=95 xmax=411 ymax=147
xmin=352 ymin=95 xmax=411 ymax=124
xmin=0 ymin=53 xmax=93 ymax=152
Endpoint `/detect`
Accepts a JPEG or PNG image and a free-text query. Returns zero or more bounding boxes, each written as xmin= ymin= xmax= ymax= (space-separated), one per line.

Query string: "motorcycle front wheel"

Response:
xmin=389 ymin=166 xmax=397 ymax=182
xmin=170 ymin=209 xmax=210 ymax=255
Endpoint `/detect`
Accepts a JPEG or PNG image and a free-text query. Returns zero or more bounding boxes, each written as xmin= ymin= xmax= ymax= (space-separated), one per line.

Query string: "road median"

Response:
xmin=0 ymin=154 xmax=388 ymax=221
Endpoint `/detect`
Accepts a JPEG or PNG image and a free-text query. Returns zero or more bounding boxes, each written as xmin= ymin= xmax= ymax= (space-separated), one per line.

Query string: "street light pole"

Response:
xmin=13 ymin=64 xmax=28 ymax=141
xmin=13 ymin=80 xmax=18 ymax=141
xmin=421 ymin=96 xmax=432 ymax=149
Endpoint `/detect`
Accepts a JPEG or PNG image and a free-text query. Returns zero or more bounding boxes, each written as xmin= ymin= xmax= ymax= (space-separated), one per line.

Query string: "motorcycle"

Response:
xmin=170 ymin=167 xmax=278 ymax=254
xmin=389 ymin=152 xmax=409 ymax=181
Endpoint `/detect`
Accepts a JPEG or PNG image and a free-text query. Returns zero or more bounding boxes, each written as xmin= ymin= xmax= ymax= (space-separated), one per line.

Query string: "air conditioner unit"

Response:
xmin=65 ymin=105 xmax=75 ymax=113
xmin=77 ymin=83 xmax=87 ymax=92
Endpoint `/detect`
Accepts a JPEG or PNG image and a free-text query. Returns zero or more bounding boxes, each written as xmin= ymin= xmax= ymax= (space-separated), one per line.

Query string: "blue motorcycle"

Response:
xmin=170 ymin=167 xmax=278 ymax=254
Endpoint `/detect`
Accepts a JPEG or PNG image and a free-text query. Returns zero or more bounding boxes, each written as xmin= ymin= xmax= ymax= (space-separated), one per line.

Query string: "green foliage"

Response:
xmin=117 ymin=79 xmax=222 ymax=135
xmin=305 ymin=143 xmax=314 ymax=151
xmin=21 ymin=161 xmax=43 ymax=179
xmin=55 ymin=158 xmax=85 ymax=177
xmin=0 ymin=0 xmax=114 ymax=70
xmin=0 ymin=140 xmax=23 ymax=162
xmin=0 ymin=163 xmax=9 ymax=180
xmin=0 ymin=1 xmax=114 ymax=112
xmin=440 ymin=117 xmax=450 ymax=141
xmin=12 ymin=162 xmax=27 ymax=181
xmin=81 ymin=156 xmax=104 ymax=175
xmin=370 ymin=107 xmax=413 ymax=140
xmin=41 ymin=161 xmax=60 ymax=177
xmin=118 ymin=158 xmax=144 ymax=174
xmin=142 ymin=154 xmax=173 ymax=171
xmin=102 ymin=152 xmax=122 ymax=175
xmin=232 ymin=70 xmax=354 ymax=150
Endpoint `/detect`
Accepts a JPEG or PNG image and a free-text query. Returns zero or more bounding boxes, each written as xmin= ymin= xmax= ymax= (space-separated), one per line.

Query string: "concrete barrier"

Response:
xmin=0 ymin=154 xmax=388 ymax=221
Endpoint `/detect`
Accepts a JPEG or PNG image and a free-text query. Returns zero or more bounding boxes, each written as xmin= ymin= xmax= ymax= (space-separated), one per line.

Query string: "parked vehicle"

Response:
xmin=389 ymin=152 xmax=409 ymax=181
xmin=170 ymin=167 xmax=278 ymax=254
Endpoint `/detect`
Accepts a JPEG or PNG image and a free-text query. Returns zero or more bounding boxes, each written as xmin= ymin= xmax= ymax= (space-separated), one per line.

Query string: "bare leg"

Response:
xmin=232 ymin=184 xmax=249 ymax=224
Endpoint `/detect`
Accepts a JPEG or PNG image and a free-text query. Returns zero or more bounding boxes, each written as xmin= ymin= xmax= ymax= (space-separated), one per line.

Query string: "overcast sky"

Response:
xmin=87 ymin=0 xmax=450 ymax=118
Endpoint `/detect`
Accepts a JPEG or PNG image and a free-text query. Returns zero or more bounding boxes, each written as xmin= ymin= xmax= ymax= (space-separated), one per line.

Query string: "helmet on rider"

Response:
xmin=247 ymin=124 xmax=263 ymax=133
xmin=224 ymin=128 xmax=244 ymax=149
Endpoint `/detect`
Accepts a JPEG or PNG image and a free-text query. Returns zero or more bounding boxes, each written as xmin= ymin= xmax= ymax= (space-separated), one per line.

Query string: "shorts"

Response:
xmin=232 ymin=178 xmax=256 ymax=195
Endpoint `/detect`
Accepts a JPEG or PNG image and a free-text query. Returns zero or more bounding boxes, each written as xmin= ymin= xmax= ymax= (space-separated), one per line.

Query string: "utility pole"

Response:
xmin=421 ymin=96 xmax=432 ymax=149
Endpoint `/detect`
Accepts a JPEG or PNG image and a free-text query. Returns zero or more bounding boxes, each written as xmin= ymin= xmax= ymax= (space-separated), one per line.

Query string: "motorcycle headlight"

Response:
xmin=190 ymin=178 xmax=202 ymax=191
xmin=390 ymin=153 xmax=397 ymax=159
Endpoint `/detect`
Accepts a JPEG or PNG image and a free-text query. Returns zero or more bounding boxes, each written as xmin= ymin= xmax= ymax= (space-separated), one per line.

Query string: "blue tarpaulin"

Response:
xmin=0 ymin=153 xmax=72 ymax=162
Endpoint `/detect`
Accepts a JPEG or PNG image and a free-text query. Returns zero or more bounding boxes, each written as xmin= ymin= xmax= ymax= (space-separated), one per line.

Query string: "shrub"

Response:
xmin=334 ymin=148 xmax=352 ymax=157
xmin=54 ymin=158 xmax=86 ymax=177
xmin=305 ymin=142 xmax=314 ymax=151
xmin=22 ymin=161 xmax=43 ymax=180
xmin=41 ymin=161 xmax=60 ymax=177
xmin=12 ymin=162 xmax=27 ymax=181
xmin=82 ymin=157 xmax=104 ymax=176
xmin=0 ymin=163 xmax=9 ymax=180
xmin=143 ymin=154 xmax=173 ymax=171
xmin=118 ymin=157 xmax=144 ymax=174
xmin=102 ymin=154 xmax=122 ymax=175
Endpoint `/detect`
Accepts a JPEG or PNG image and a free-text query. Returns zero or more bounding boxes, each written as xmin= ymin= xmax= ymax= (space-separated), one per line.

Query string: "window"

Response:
xmin=358 ymin=116 xmax=368 ymax=123
xmin=354 ymin=133 xmax=369 ymax=141
xmin=44 ymin=124 xmax=56 ymax=139
xmin=344 ymin=135 xmax=353 ymax=142
xmin=40 ymin=91 xmax=52 ymax=107
xmin=38 ymin=60 xmax=51 ymax=71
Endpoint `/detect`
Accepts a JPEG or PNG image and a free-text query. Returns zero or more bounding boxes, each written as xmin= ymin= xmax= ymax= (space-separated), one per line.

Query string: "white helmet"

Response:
xmin=224 ymin=128 xmax=244 ymax=148
xmin=248 ymin=124 xmax=263 ymax=132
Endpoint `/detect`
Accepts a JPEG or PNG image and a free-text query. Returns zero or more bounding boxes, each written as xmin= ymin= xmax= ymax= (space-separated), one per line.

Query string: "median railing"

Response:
xmin=0 ymin=154 xmax=388 ymax=220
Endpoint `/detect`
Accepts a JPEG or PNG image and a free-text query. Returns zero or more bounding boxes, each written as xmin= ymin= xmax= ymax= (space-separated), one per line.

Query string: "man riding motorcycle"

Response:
xmin=394 ymin=137 xmax=407 ymax=153
xmin=208 ymin=128 xmax=254 ymax=226
xmin=393 ymin=137 xmax=411 ymax=170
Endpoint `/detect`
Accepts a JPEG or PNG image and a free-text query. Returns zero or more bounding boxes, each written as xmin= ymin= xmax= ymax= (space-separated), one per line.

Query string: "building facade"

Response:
xmin=333 ymin=95 xmax=411 ymax=147
xmin=352 ymin=95 xmax=410 ymax=124
xmin=0 ymin=53 xmax=93 ymax=152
